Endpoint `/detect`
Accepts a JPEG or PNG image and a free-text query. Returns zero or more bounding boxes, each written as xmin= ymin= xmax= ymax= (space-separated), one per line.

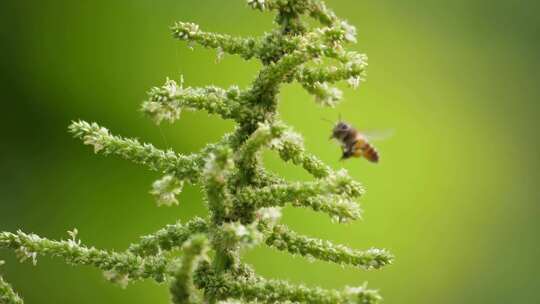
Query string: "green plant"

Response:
xmin=0 ymin=1 xmax=393 ymax=303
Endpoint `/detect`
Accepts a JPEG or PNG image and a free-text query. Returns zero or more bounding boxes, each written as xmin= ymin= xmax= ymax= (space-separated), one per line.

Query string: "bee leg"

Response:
xmin=341 ymin=149 xmax=353 ymax=160
xmin=339 ymin=150 xmax=346 ymax=160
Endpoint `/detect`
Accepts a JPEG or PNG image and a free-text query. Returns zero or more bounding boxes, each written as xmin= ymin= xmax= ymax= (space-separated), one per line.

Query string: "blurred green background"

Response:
xmin=1 ymin=0 xmax=539 ymax=303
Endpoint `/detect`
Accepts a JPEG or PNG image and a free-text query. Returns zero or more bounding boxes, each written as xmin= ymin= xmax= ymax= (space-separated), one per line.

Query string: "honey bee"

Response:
xmin=330 ymin=120 xmax=390 ymax=163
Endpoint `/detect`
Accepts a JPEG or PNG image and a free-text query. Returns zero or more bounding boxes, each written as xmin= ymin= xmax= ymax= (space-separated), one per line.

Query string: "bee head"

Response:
xmin=331 ymin=121 xmax=351 ymax=140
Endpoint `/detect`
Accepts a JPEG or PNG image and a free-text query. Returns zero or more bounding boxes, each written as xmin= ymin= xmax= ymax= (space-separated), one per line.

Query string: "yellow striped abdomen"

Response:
xmin=353 ymin=139 xmax=379 ymax=163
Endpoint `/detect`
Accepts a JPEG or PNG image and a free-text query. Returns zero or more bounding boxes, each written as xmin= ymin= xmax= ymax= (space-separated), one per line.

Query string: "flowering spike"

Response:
xmin=270 ymin=130 xmax=333 ymax=178
xmin=0 ymin=231 xmax=174 ymax=284
xmin=195 ymin=262 xmax=382 ymax=304
xmin=295 ymin=54 xmax=368 ymax=87
xmin=203 ymin=146 xmax=235 ymax=224
xmin=236 ymin=175 xmax=364 ymax=221
xmin=128 ymin=218 xmax=209 ymax=256
xmin=170 ymin=235 xmax=209 ymax=304
xmin=172 ymin=22 xmax=261 ymax=60
xmin=69 ymin=120 xmax=182 ymax=173
xmin=267 ymin=225 xmax=394 ymax=269
xmin=2 ymin=1 xmax=393 ymax=302
xmin=142 ymin=79 xmax=243 ymax=124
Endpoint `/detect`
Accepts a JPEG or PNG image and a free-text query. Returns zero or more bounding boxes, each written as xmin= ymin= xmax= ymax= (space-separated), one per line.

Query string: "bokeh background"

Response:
xmin=1 ymin=1 xmax=539 ymax=303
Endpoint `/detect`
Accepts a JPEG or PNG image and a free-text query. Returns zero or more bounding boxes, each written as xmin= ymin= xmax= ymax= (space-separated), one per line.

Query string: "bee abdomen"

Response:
xmin=363 ymin=144 xmax=379 ymax=163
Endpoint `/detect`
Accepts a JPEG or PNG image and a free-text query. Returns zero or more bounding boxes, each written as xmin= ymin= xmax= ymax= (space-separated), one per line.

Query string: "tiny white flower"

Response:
xmin=234 ymin=223 xmax=248 ymax=237
xmin=340 ymin=21 xmax=357 ymax=43
xmin=67 ymin=228 xmax=81 ymax=248
xmin=103 ymin=270 xmax=130 ymax=289
xmin=164 ymin=78 xmax=179 ymax=96
xmin=256 ymin=207 xmax=282 ymax=224
xmin=150 ymin=175 xmax=183 ymax=207
xmin=67 ymin=228 xmax=78 ymax=241
xmin=216 ymin=47 xmax=224 ymax=63
xmin=312 ymin=82 xmax=342 ymax=107
xmin=15 ymin=247 xmax=38 ymax=265
xmin=347 ymin=76 xmax=360 ymax=89
xmin=247 ymin=0 xmax=265 ymax=10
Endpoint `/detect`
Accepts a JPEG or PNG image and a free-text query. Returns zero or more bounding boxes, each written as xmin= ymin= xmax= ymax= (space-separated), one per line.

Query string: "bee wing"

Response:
xmin=359 ymin=129 xmax=395 ymax=142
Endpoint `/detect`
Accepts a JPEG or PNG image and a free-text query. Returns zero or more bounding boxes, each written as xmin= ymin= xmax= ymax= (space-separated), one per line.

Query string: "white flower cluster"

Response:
xmin=103 ymin=270 xmax=130 ymax=289
xmin=345 ymin=52 xmax=368 ymax=89
xmin=314 ymin=21 xmax=355 ymax=47
xmin=82 ymin=125 xmax=110 ymax=153
xmin=344 ymin=283 xmax=382 ymax=303
xmin=255 ymin=207 xmax=282 ymax=225
xmin=269 ymin=129 xmax=303 ymax=151
xmin=14 ymin=231 xmax=41 ymax=266
xmin=220 ymin=222 xmax=263 ymax=248
xmin=143 ymin=78 xmax=183 ymax=124
xmin=174 ymin=22 xmax=200 ymax=40
xmin=311 ymin=82 xmax=343 ymax=107
xmin=364 ymin=248 xmax=391 ymax=269
xmin=67 ymin=228 xmax=81 ymax=248
xmin=203 ymin=149 xmax=233 ymax=185
xmin=150 ymin=174 xmax=184 ymax=207
xmin=339 ymin=21 xmax=357 ymax=43
xmin=325 ymin=169 xmax=364 ymax=197
xmin=247 ymin=0 xmax=266 ymax=10
xmin=347 ymin=76 xmax=361 ymax=89
xmin=216 ymin=47 xmax=225 ymax=63
xmin=344 ymin=284 xmax=369 ymax=296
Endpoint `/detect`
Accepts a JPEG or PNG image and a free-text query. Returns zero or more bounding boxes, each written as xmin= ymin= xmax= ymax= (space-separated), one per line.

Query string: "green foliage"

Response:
xmin=0 ymin=1 xmax=393 ymax=303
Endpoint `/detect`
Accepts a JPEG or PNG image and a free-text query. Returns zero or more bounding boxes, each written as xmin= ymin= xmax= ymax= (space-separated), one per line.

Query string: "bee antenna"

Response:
xmin=321 ymin=117 xmax=334 ymax=125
